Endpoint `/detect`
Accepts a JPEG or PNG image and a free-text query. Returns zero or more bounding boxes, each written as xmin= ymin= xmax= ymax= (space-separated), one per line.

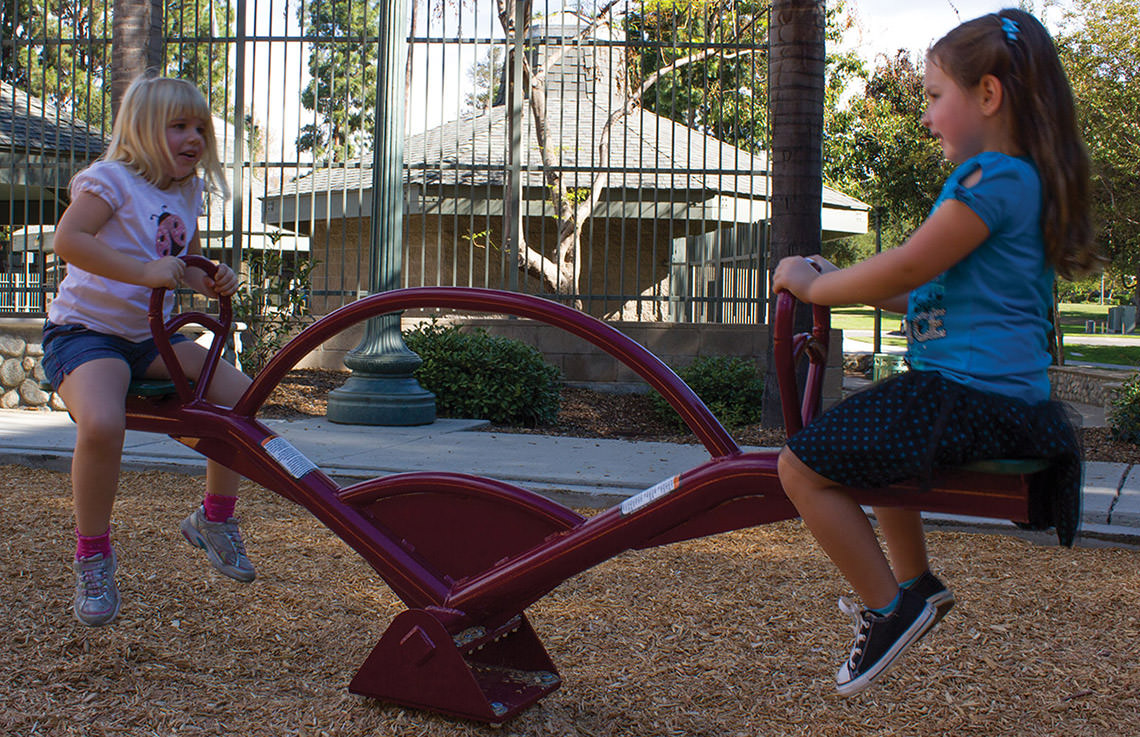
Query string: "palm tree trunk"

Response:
xmin=111 ymin=0 xmax=164 ymax=118
xmin=761 ymin=0 xmax=826 ymax=430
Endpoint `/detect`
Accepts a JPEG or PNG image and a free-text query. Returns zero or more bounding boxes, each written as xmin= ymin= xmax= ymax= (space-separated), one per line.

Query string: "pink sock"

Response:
xmin=75 ymin=528 xmax=112 ymax=561
xmin=202 ymin=494 xmax=237 ymax=523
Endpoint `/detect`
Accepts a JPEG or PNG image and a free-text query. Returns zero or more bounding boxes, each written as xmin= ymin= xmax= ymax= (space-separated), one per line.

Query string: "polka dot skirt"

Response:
xmin=786 ymin=370 xmax=1082 ymax=545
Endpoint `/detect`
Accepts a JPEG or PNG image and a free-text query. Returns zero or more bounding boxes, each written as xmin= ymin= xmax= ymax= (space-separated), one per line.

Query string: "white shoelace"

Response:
xmin=838 ymin=596 xmax=870 ymax=664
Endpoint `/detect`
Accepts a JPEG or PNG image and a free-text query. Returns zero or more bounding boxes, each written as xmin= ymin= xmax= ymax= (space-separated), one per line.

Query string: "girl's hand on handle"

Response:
xmin=772 ymin=256 xmax=822 ymax=303
xmin=140 ymin=256 xmax=186 ymax=290
xmin=202 ymin=262 xmax=239 ymax=298
xmin=805 ymin=254 xmax=839 ymax=274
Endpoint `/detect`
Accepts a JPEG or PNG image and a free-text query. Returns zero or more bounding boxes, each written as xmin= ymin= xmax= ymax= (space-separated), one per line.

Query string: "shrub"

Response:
xmin=1108 ymin=373 xmax=1140 ymax=445
xmin=650 ymin=355 xmax=764 ymax=430
xmin=231 ymin=251 xmax=316 ymax=375
xmin=403 ymin=321 xmax=561 ymax=426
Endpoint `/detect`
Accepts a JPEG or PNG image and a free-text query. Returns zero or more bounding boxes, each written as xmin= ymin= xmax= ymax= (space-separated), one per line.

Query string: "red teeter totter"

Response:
xmin=124 ymin=255 xmax=1050 ymax=723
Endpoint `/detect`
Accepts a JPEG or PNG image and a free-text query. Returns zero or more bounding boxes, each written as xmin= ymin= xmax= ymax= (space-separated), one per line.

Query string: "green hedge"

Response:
xmin=650 ymin=355 xmax=764 ymax=430
xmin=1109 ymin=373 xmax=1140 ymax=445
xmin=403 ymin=322 xmax=561 ymax=426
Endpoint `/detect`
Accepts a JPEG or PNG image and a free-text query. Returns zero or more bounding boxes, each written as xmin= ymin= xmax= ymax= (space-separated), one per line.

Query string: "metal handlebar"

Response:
xmin=146 ymin=254 xmax=234 ymax=405
xmin=772 ymin=290 xmax=831 ymax=438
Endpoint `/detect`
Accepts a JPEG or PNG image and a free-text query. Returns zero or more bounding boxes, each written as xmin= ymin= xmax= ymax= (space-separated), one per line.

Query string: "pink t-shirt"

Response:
xmin=48 ymin=161 xmax=204 ymax=342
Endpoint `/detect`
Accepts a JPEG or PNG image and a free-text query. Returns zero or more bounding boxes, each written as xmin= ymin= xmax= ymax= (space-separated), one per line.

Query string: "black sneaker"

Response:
xmin=835 ymin=586 xmax=936 ymax=696
xmin=903 ymin=570 xmax=955 ymax=625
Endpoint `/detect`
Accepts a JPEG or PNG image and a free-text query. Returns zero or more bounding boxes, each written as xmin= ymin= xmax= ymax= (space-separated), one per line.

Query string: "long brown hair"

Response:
xmin=929 ymin=8 xmax=1103 ymax=279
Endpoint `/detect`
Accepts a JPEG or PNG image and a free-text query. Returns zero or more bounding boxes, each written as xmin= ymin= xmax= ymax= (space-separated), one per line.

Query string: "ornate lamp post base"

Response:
xmin=327 ymin=315 xmax=436 ymax=426
xmin=327 ymin=373 xmax=435 ymax=426
xmin=327 ymin=0 xmax=436 ymax=426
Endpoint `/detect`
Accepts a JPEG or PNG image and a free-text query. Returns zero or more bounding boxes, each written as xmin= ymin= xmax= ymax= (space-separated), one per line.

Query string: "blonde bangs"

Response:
xmin=102 ymin=76 xmax=229 ymax=198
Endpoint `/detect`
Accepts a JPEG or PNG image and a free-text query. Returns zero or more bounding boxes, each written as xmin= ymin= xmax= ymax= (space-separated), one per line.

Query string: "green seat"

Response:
xmin=956 ymin=458 xmax=1050 ymax=475
xmin=41 ymin=378 xmax=189 ymax=398
xmin=126 ymin=379 xmax=186 ymax=397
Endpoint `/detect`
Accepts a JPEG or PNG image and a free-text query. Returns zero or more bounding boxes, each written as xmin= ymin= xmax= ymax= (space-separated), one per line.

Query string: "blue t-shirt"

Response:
xmin=905 ymin=151 xmax=1054 ymax=404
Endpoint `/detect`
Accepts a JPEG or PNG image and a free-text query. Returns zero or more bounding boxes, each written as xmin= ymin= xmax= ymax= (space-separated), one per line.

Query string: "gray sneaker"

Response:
xmin=180 ymin=506 xmax=256 ymax=582
xmin=73 ymin=551 xmax=120 ymax=627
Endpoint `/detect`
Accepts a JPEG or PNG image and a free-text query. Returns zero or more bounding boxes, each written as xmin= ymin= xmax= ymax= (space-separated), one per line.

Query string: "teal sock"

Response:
xmin=869 ymin=590 xmax=901 ymax=616
xmin=899 ymin=575 xmax=922 ymax=589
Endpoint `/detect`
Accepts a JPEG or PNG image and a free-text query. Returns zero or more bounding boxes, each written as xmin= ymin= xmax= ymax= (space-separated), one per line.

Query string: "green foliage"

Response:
xmin=463 ymin=44 xmax=505 ymax=112
xmin=1108 ymin=372 xmax=1140 ymax=444
xmin=0 ymin=0 xmax=237 ymax=132
xmin=403 ymin=322 xmax=562 ymax=426
xmin=650 ymin=355 xmax=764 ymax=429
xmin=231 ymin=251 xmax=316 ymax=375
xmin=1057 ymin=275 xmax=1101 ymax=303
xmin=1 ymin=0 xmax=114 ymax=130
xmin=825 ymin=51 xmax=951 ymax=251
xmin=626 ymin=0 xmax=771 ymax=152
xmin=296 ymin=0 xmax=379 ymax=162
xmin=163 ymin=0 xmax=237 ymax=116
xmin=1056 ymin=0 xmax=1140 ymax=294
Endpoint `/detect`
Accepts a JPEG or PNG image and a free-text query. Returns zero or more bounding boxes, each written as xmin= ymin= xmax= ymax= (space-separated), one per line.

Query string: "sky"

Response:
xmin=846 ymin=0 xmax=1065 ymax=64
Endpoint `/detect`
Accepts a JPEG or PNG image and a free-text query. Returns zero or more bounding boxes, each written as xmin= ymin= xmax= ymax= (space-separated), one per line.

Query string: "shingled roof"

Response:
xmin=0 ymin=83 xmax=107 ymax=225
xmin=264 ymin=14 xmax=867 ymax=235
xmin=0 ymin=82 xmax=106 ymax=158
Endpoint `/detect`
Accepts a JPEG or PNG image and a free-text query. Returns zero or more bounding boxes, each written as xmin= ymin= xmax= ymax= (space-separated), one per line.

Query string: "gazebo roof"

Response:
xmin=263 ymin=17 xmax=867 ymax=237
xmin=0 ymin=83 xmax=107 ymax=226
xmin=0 ymin=82 xmax=107 ymax=158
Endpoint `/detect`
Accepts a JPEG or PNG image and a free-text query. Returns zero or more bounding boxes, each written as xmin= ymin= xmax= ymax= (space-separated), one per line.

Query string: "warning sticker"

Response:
xmin=261 ymin=436 xmax=318 ymax=479
xmin=620 ymin=474 xmax=680 ymax=516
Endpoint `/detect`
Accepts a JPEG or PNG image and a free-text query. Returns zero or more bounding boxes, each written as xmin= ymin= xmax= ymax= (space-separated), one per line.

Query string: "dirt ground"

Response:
xmin=2 ymin=465 xmax=1138 ymax=737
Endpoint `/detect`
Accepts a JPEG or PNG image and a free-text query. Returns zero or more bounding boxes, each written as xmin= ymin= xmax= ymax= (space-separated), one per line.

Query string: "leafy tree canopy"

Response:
xmin=1055 ymin=0 xmax=1140 ymax=294
xmin=1 ymin=0 xmax=237 ymax=133
xmin=296 ymin=0 xmax=380 ymax=163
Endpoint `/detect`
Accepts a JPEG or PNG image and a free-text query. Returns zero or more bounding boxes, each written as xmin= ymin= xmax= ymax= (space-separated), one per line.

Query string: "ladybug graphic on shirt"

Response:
xmin=154 ymin=212 xmax=188 ymax=257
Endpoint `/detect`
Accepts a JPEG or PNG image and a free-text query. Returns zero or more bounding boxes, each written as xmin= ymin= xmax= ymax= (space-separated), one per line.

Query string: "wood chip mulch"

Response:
xmin=259 ymin=370 xmax=1140 ymax=463
xmin=2 ymin=466 xmax=1138 ymax=736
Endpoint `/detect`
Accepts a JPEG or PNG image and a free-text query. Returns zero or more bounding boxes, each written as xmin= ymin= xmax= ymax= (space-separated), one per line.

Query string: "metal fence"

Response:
xmin=0 ymin=1 xmax=793 ymax=323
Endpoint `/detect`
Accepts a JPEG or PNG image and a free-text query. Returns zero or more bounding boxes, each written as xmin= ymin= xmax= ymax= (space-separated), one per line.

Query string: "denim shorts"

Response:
xmin=41 ymin=321 xmax=189 ymax=390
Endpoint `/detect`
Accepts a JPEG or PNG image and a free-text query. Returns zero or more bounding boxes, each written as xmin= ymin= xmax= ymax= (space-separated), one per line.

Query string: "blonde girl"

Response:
xmin=772 ymin=8 xmax=1100 ymax=696
xmin=45 ymin=75 xmax=255 ymax=627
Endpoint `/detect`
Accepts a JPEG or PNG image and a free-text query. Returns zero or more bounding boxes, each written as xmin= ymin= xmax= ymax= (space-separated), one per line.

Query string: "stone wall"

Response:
xmin=1048 ymin=364 xmax=1134 ymax=411
xmin=0 ymin=318 xmax=65 ymax=411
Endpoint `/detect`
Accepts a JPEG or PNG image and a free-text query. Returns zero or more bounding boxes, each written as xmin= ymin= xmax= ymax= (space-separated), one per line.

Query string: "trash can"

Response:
xmin=1107 ymin=306 xmax=1137 ymax=334
xmin=872 ymin=353 xmax=908 ymax=382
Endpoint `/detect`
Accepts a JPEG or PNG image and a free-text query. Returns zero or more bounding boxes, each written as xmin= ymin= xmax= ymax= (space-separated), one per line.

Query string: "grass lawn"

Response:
xmin=832 ymin=304 xmax=1140 ymax=368
xmin=1063 ymin=344 xmax=1138 ymax=368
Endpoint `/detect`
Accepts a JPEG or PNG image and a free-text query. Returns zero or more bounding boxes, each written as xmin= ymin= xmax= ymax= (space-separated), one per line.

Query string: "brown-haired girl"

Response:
xmin=772 ymin=8 xmax=1101 ymax=696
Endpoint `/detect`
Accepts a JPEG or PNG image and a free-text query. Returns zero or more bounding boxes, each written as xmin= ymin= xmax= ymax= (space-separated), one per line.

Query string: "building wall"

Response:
xmin=308 ymin=214 xmax=718 ymax=321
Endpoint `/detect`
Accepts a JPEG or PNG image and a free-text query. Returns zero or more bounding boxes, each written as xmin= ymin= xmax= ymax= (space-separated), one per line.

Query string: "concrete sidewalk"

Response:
xmin=0 ymin=407 xmax=1137 ymax=545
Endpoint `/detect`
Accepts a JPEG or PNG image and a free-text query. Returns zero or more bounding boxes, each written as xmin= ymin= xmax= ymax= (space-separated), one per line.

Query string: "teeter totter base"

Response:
xmin=113 ymin=264 xmax=1060 ymax=724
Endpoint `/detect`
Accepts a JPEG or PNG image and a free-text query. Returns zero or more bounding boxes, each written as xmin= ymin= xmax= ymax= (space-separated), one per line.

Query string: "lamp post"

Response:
xmin=327 ymin=0 xmax=435 ymax=425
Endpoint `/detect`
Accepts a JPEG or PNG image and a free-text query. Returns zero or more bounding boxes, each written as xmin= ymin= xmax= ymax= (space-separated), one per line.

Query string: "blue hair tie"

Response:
xmin=1001 ymin=17 xmax=1020 ymax=43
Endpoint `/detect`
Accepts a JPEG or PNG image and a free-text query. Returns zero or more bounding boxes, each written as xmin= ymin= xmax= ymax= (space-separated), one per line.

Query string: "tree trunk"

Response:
xmin=761 ymin=0 xmax=826 ymax=430
xmin=111 ymin=0 xmax=164 ymax=119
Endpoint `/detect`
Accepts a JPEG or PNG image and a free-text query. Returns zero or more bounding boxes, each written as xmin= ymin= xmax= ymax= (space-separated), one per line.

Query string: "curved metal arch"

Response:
xmin=236 ymin=287 xmax=742 ymax=459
